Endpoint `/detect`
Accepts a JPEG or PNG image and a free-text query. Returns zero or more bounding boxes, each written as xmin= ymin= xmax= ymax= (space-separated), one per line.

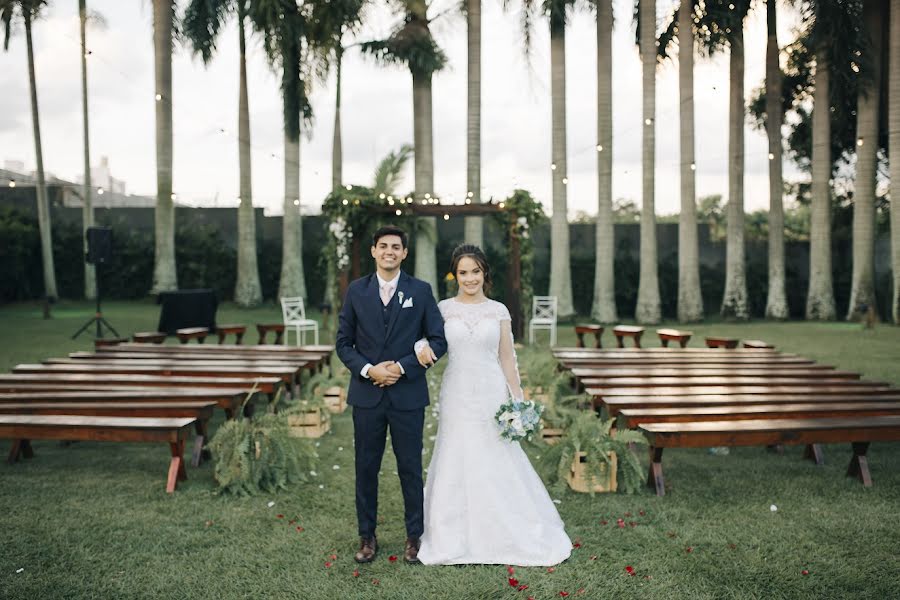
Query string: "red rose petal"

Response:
xmin=617 ymin=522 xmax=625 ymax=529
xmin=576 ymin=589 xmax=586 ymax=595
xmin=324 ymin=562 xmax=332 ymax=568
xmin=639 ymin=510 xmax=646 ymax=516
xmin=625 ymin=565 xmax=636 ymax=576
xmin=296 ymin=527 xmax=304 ymax=532
xmin=629 ymin=521 xmax=636 ymax=527
xmin=559 ymin=592 xmax=570 ymax=598
xmin=573 ymin=541 xmax=582 ymax=549
xmin=288 ymin=520 xmax=296 ymax=525
xmin=352 ymin=569 xmax=360 ymax=578
xmin=388 ymin=555 xmax=398 ymax=563
xmin=508 ymin=577 xmax=520 ymax=588
xmin=518 ymin=584 xmax=529 ymax=591
xmin=686 ymin=547 xmax=694 ymax=553
xmin=802 ymin=570 xmax=809 ymax=576
xmin=508 ymin=566 xmax=516 ymax=575
xmin=372 ymin=578 xmax=380 ymax=585
xmin=547 ymin=567 xmax=556 ymax=573
xmin=276 ymin=514 xmax=284 ymax=519
xmin=600 ymin=520 xmax=608 ymax=525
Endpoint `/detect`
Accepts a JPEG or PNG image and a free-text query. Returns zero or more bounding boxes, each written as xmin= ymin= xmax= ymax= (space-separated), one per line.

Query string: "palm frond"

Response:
xmin=372 ymin=144 xmax=414 ymax=195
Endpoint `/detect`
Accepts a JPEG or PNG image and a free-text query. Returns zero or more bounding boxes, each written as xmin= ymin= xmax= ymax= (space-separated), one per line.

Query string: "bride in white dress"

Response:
xmin=414 ymin=244 xmax=572 ymax=566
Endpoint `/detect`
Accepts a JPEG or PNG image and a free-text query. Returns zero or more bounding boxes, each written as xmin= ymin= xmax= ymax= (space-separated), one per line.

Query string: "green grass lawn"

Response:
xmin=1 ymin=300 xmax=899 ymax=599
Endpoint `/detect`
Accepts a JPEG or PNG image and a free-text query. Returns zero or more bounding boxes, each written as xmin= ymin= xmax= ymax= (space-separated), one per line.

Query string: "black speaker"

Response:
xmin=86 ymin=226 xmax=113 ymax=264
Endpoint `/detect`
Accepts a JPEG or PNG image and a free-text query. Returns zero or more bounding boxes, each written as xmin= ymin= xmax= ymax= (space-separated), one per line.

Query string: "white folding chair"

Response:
xmin=280 ymin=296 xmax=319 ymax=346
xmin=528 ymin=296 xmax=558 ymax=346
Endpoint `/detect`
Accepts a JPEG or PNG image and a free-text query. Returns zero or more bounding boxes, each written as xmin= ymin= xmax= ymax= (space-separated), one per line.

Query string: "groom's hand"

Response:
xmin=369 ymin=361 xmax=401 ymax=387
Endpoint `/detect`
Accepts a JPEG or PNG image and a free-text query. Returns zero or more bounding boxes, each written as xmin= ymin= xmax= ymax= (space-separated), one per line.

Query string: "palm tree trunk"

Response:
xmin=79 ymin=0 xmax=95 ymax=300
xmin=24 ymin=12 xmax=57 ymax=300
xmin=764 ymin=0 xmax=788 ymax=319
xmin=549 ymin=23 xmax=575 ymax=317
xmin=891 ymin=0 xmax=900 ymax=323
xmin=152 ymin=0 xmax=177 ymax=293
xmin=279 ymin=132 xmax=306 ymax=299
xmin=463 ymin=0 xmax=484 ymax=246
xmin=721 ymin=28 xmax=748 ymax=319
xmin=805 ymin=48 xmax=836 ymax=320
xmin=677 ymin=0 xmax=702 ymax=322
xmin=847 ymin=0 xmax=882 ymax=319
xmin=234 ymin=8 xmax=262 ymax=307
xmin=636 ymin=0 xmax=660 ymax=324
xmin=592 ymin=0 xmax=616 ymax=323
xmin=412 ymin=71 xmax=438 ymax=297
xmin=332 ymin=46 xmax=343 ymax=192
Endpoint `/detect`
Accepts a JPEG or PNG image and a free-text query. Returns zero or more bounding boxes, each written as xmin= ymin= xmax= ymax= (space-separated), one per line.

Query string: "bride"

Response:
xmin=413 ymin=244 xmax=571 ymax=566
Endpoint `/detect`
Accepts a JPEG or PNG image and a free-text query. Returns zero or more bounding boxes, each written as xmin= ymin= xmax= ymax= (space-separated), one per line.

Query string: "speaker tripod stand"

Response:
xmin=72 ymin=227 xmax=120 ymax=340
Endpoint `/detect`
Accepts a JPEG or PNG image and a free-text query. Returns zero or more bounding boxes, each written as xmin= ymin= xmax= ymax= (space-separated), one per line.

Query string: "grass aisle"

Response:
xmin=0 ymin=301 xmax=898 ymax=598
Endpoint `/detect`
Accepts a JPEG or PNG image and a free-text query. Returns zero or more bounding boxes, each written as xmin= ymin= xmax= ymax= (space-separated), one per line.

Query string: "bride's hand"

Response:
xmin=416 ymin=343 xmax=437 ymax=368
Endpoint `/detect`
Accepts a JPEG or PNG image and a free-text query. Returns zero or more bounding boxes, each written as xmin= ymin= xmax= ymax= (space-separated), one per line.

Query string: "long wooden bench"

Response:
xmin=65 ymin=353 xmax=315 ymax=370
xmin=98 ymin=343 xmax=333 ymax=373
xmin=599 ymin=392 xmax=900 ymax=416
xmin=640 ymin=416 xmax=900 ymax=495
xmin=0 ymin=400 xmax=216 ymax=467
xmin=656 ymin=329 xmax=692 ymax=348
xmin=572 ymin=366 xmax=851 ymax=379
xmin=1 ymin=414 xmax=195 ymax=493
xmin=0 ymin=388 xmax=246 ymax=418
xmin=581 ymin=376 xmax=872 ymax=389
xmin=554 ymin=347 xmax=777 ymax=355
xmin=617 ymin=401 xmax=900 ymax=428
xmin=560 ymin=358 xmax=816 ymax=370
xmin=612 ymin=326 xmax=645 ymax=348
xmin=0 ymin=374 xmax=281 ymax=398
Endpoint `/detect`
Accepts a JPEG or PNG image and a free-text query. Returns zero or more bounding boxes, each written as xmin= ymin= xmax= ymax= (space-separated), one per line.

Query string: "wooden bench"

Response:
xmin=256 ymin=323 xmax=286 ymax=345
xmin=0 ymin=388 xmax=246 ymax=418
xmin=94 ymin=338 xmax=129 ymax=349
xmin=1 ymin=414 xmax=195 ymax=493
xmin=705 ymin=337 xmax=739 ymax=349
xmin=640 ymin=416 xmax=900 ymax=495
xmin=581 ymin=375 xmax=871 ymax=389
xmin=133 ymin=332 xmax=167 ymax=344
xmin=176 ymin=327 xmax=209 ymax=344
xmin=559 ymin=357 xmax=814 ymax=369
xmin=571 ymin=365 xmax=845 ymax=378
xmin=0 ymin=401 xmax=216 ymax=467
xmin=617 ymin=401 xmax=900 ymax=428
xmin=0 ymin=374 xmax=282 ymax=398
xmin=656 ymin=329 xmax=692 ymax=348
xmin=216 ymin=324 xmax=247 ymax=345
xmin=613 ymin=325 xmax=645 ymax=348
xmin=574 ymin=324 xmax=604 ymax=348
xmin=743 ymin=340 xmax=774 ymax=349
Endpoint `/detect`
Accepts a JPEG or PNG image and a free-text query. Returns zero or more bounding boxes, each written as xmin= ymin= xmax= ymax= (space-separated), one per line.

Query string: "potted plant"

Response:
xmin=535 ymin=412 xmax=647 ymax=494
xmin=206 ymin=393 xmax=319 ymax=495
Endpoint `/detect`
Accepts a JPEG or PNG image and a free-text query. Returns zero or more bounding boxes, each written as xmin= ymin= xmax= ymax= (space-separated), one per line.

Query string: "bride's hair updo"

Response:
xmin=449 ymin=244 xmax=493 ymax=293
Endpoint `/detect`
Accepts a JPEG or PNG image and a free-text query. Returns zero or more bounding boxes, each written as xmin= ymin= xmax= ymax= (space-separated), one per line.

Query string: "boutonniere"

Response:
xmin=397 ymin=291 xmax=404 ymax=305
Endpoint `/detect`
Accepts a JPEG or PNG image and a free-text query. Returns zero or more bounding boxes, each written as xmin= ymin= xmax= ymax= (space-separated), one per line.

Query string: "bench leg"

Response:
xmin=575 ymin=332 xmax=585 ymax=348
xmin=8 ymin=439 xmax=23 ymax=464
xmin=167 ymin=440 xmax=187 ymax=493
xmin=803 ymin=443 xmax=825 ymax=465
xmin=847 ymin=442 xmax=872 ymax=487
xmin=218 ymin=332 xmax=226 ymax=344
xmin=660 ymin=338 xmax=670 ymax=348
xmin=633 ymin=333 xmax=643 ymax=349
xmin=274 ymin=330 xmax=284 ymax=345
xmin=594 ymin=334 xmax=602 ymax=349
xmin=192 ymin=420 xmax=209 ymax=467
xmin=235 ymin=331 xmax=244 ymax=345
xmin=615 ymin=335 xmax=624 ymax=348
xmin=647 ymin=446 xmax=665 ymax=496
xmin=679 ymin=337 xmax=690 ymax=348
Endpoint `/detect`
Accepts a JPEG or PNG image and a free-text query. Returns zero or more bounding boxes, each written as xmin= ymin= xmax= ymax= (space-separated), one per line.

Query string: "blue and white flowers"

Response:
xmin=495 ymin=399 xmax=544 ymax=442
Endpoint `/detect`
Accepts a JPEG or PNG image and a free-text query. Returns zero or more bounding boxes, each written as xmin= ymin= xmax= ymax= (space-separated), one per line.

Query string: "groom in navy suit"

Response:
xmin=336 ymin=225 xmax=447 ymax=565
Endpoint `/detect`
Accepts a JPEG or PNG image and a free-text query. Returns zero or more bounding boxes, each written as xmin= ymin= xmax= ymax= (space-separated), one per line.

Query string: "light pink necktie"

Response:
xmin=380 ymin=284 xmax=392 ymax=306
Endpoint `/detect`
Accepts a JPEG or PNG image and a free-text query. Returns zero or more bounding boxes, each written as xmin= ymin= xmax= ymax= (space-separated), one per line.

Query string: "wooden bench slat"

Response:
xmin=582 ymin=376 xmax=872 ymax=387
xmin=617 ymin=402 xmax=900 ymax=427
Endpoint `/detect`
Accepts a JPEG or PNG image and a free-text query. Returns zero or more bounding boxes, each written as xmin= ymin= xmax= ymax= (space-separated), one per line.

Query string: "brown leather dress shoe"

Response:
xmin=404 ymin=537 xmax=421 ymax=564
xmin=355 ymin=536 xmax=378 ymax=563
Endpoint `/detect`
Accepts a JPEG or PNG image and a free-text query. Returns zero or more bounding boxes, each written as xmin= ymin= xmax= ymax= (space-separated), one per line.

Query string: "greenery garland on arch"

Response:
xmin=491 ymin=189 xmax=547 ymax=322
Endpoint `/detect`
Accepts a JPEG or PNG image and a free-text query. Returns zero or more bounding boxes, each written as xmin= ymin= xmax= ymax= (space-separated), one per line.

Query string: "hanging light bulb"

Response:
xmin=645 ymin=118 xmax=653 ymax=125
xmin=8 ymin=179 xmax=15 ymax=188
xmin=379 ymin=193 xmax=386 ymax=199
xmin=562 ymin=177 xmax=568 ymax=185
xmin=345 ymin=184 xmax=352 ymax=191
xmin=155 ymin=93 xmax=162 ymax=101
xmin=395 ymin=209 xmax=402 ymax=216
xmin=856 ymin=138 xmax=864 ymax=147
xmin=768 ymin=153 xmax=775 ymax=160
xmin=293 ymin=199 xmax=300 ymax=206
xmin=596 ymin=145 xmax=603 ymax=152
xmin=551 ymin=163 xmax=557 ymax=170
xmin=690 ymin=163 xmax=696 ymax=171
xmin=171 ymin=193 xmax=177 ymax=201
xmin=342 ymin=199 xmax=349 ymax=205
xmin=443 ymin=214 xmax=449 ymax=221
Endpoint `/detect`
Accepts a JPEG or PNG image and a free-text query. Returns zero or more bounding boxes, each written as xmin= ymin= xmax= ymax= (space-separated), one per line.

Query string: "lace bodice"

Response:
xmin=437 ymin=298 xmax=523 ymax=400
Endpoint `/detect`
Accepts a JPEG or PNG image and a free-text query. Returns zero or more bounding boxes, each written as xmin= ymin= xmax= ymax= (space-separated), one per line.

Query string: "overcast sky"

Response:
xmin=1 ymin=0 xmax=803 ymax=217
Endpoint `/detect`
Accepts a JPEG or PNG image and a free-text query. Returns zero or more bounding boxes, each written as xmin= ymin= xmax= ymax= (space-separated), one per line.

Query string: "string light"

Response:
xmin=342 ymin=199 xmax=348 ymax=205
xmin=293 ymin=199 xmax=300 ymax=206
xmin=768 ymin=153 xmax=775 ymax=160
xmin=645 ymin=118 xmax=653 ymax=125
xmin=395 ymin=209 xmax=402 ymax=216
xmin=155 ymin=94 xmax=162 ymax=101
xmin=856 ymin=138 xmax=864 ymax=147
xmin=443 ymin=214 xmax=449 ymax=220
xmin=690 ymin=163 xmax=696 ymax=170
xmin=596 ymin=145 xmax=603 ymax=152
xmin=550 ymin=163 xmax=557 ymax=170
xmin=8 ymin=179 xmax=15 ymax=188
xmin=467 ymin=191 xmax=473 ymax=198
xmin=97 ymin=187 xmax=104 ymax=195
xmin=379 ymin=193 xmax=385 ymax=199
xmin=562 ymin=177 xmax=568 ymax=184
xmin=499 ymin=202 xmax=505 ymax=208
xmin=171 ymin=193 xmax=177 ymax=201
xmin=345 ymin=184 xmax=352 ymax=191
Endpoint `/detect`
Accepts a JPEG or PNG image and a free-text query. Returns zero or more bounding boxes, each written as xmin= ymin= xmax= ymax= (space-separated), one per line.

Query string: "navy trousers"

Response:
xmin=352 ymin=396 xmax=425 ymax=539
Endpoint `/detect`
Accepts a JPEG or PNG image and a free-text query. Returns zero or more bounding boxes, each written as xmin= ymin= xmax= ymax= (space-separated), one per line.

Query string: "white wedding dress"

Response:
xmin=417 ymin=298 xmax=572 ymax=566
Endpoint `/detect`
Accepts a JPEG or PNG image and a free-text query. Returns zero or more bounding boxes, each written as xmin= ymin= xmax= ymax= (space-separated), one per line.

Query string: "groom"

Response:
xmin=336 ymin=225 xmax=447 ymax=565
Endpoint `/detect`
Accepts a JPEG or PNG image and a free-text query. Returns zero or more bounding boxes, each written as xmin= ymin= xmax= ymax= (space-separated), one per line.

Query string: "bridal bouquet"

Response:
xmin=495 ymin=399 xmax=544 ymax=442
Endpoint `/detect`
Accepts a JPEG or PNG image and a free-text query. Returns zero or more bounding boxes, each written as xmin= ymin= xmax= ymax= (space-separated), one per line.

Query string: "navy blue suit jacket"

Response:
xmin=336 ymin=271 xmax=447 ymax=410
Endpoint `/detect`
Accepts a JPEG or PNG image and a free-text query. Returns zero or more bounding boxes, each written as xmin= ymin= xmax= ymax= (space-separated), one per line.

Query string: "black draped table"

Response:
xmin=156 ymin=289 xmax=218 ymax=335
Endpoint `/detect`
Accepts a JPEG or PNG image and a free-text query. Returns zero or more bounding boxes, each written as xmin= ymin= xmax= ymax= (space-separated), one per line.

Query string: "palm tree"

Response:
xmin=372 ymin=144 xmax=414 ymax=195
xmin=151 ymin=0 xmax=177 ymax=293
xmin=846 ymin=0 xmax=883 ymax=320
xmin=591 ymin=0 xmax=616 ymax=323
xmin=79 ymin=0 xmax=95 ymax=300
xmin=361 ymin=0 xmax=448 ymax=297
xmin=805 ymin=29 xmax=835 ymax=319
xmin=891 ymin=0 xmax=900 ymax=323
xmin=249 ymin=1 xmax=315 ymax=300
xmin=676 ymin=0 xmax=702 ymax=322
xmin=700 ymin=0 xmax=752 ymax=319
xmin=183 ymin=0 xmax=262 ymax=307
xmin=764 ymin=0 xmax=788 ymax=319
xmin=1 ymin=0 xmax=58 ymax=301
xmin=635 ymin=0 xmax=660 ymax=324
xmin=463 ymin=0 xmax=483 ymax=246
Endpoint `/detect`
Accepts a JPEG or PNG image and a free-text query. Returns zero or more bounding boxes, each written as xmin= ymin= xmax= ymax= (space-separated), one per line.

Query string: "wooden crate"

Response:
xmin=540 ymin=426 xmax=565 ymax=445
xmin=323 ymin=386 xmax=347 ymax=414
xmin=287 ymin=408 xmax=331 ymax=438
xmin=566 ymin=451 xmax=618 ymax=493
